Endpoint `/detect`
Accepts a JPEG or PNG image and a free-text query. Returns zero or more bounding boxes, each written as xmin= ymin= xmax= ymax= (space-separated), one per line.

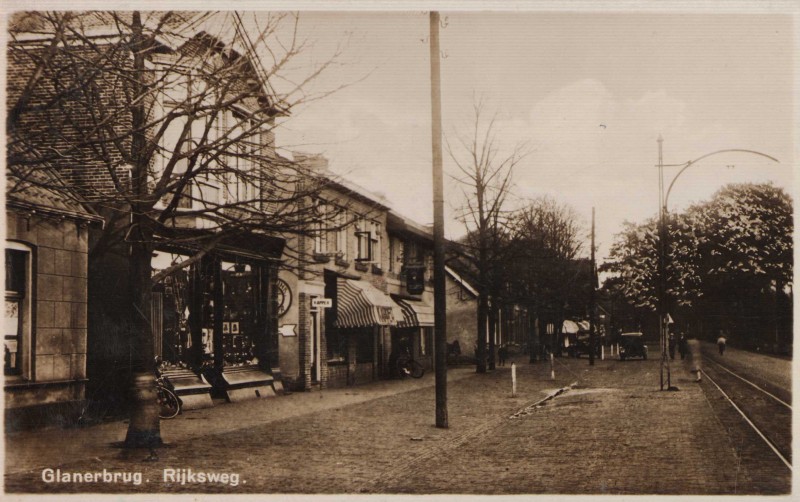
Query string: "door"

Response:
xmin=310 ymin=301 xmax=321 ymax=383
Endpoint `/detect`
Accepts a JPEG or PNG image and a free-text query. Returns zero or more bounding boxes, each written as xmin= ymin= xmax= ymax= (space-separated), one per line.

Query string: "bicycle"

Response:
xmin=156 ymin=374 xmax=181 ymax=419
xmin=396 ymin=352 xmax=425 ymax=379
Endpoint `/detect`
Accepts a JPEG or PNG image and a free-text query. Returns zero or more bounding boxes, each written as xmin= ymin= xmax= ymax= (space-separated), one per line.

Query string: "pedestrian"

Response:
xmin=717 ymin=332 xmax=727 ymax=356
xmin=687 ymin=338 xmax=702 ymax=382
xmin=668 ymin=332 xmax=676 ymax=360
xmin=498 ymin=344 xmax=508 ymax=366
xmin=678 ymin=333 xmax=688 ymax=360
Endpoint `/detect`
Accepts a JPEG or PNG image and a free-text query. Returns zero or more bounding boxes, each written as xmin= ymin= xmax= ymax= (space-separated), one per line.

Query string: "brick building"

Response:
xmin=385 ymin=211 xmax=436 ymax=374
xmin=278 ymin=154 xmax=404 ymax=390
xmin=4 ymin=171 xmax=103 ymax=429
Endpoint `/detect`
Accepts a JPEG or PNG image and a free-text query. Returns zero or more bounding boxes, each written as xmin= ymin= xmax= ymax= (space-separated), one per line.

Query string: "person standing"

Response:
xmin=687 ymin=338 xmax=702 ymax=382
xmin=498 ymin=344 xmax=508 ymax=366
xmin=668 ymin=332 xmax=676 ymax=360
xmin=678 ymin=333 xmax=688 ymax=360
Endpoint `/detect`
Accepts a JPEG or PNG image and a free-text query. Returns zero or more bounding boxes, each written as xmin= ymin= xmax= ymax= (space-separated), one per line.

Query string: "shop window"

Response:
xmin=5 ymin=244 xmax=31 ymax=378
xmin=354 ymin=328 xmax=374 ymax=363
xmin=152 ymin=251 xmax=192 ymax=365
xmin=326 ymin=329 xmax=347 ymax=363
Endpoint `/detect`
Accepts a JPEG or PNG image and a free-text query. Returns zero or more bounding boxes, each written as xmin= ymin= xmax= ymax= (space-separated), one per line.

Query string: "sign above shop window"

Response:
xmin=405 ymin=264 xmax=426 ymax=295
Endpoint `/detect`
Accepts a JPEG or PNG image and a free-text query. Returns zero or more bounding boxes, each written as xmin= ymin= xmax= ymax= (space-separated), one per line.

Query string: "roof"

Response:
xmin=387 ymin=210 xmax=433 ymax=242
xmin=292 ymin=152 xmax=391 ymax=210
xmin=445 ymin=265 xmax=478 ymax=297
xmin=6 ymin=170 xmax=102 ymax=222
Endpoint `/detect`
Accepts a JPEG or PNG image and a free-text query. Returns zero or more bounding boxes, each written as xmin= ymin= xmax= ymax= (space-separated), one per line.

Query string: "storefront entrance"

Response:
xmin=152 ymin=242 xmax=282 ymax=403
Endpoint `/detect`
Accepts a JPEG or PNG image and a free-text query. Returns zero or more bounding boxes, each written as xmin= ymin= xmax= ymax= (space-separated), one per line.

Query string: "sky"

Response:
xmin=5 ymin=2 xmax=794 ymax=263
xmin=268 ymin=7 xmax=795 ymax=262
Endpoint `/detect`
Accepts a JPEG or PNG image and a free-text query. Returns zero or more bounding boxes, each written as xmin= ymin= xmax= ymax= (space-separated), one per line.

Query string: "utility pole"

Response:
xmin=589 ymin=207 xmax=596 ymax=366
xmin=657 ymin=135 xmax=670 ymax=390
xmin=430 ymin=11 xmax=448 ymax=429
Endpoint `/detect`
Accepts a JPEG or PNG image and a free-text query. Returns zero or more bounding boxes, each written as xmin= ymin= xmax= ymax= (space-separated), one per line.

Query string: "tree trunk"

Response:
xmin=476 ymin=293 xmax=488 ymax=373
xmin=123 ymin=232 xmax=162 ymax=448
xmin=488 ymin=303 xmax=497 ymax=370
xmin=123 ymin=11 xmax=162 ymax=449
xmin=529 ymin=308 xmax=538 ymax=363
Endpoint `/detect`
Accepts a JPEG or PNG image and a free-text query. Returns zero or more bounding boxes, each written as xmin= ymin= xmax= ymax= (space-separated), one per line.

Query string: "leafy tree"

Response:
xmin=602 ymin=183 xmax=792 ymax=348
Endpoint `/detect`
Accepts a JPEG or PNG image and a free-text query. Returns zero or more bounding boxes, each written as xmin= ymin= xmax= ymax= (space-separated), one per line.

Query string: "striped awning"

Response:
xmin=335 ymin=279 xmax=399 ymax=328
xmin=394 ymin=297 xmax=435 ymax=328
xmin=562 ymin=320 xmax=580 ymax=334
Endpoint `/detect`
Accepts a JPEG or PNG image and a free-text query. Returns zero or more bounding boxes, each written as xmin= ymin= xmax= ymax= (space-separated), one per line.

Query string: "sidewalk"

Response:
xmin=5 ymin=353 xmax=773 ymax=494
xmin=5 ymin=365 xmax=477 ymax=476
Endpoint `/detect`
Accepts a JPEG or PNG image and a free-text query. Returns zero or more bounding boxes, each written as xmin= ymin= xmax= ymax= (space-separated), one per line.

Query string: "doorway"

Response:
xmin=310 ymin=300 xmax=321 ymax=383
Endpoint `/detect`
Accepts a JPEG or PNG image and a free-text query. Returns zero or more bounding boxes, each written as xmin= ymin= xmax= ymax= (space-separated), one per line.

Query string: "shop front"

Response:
xmin=151 ymin=233 xmax=284 ymax=407
xmin=390 ymin=295 xmax=435 ymax=374
xmin=324 ymin=275 xmax=400 ymax=388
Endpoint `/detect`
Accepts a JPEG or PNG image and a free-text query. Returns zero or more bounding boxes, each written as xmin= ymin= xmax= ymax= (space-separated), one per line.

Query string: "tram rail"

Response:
xmin=699 ymin=360 xmax=792 ymax=472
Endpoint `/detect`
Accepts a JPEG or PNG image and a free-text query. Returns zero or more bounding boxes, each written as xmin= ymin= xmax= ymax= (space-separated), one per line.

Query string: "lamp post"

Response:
xmin=656 ymin=138 xmax=779 ymax=391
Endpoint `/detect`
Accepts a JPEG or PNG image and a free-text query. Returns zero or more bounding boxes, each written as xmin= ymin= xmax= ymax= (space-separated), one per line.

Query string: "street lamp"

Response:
xmin=656 ymin=137 xmax=779 ymax=390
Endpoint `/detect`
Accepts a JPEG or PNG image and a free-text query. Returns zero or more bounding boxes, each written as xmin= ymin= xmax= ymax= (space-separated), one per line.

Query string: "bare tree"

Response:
xmin=447 ymin=99 xmax=528 ymax=373
xmin=7 ymin=11 xmax=356 ymax=448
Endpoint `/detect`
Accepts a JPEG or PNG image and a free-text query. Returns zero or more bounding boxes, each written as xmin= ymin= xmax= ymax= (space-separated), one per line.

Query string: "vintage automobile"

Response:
xmin=618 ymin=332 xmax=648 ymax=360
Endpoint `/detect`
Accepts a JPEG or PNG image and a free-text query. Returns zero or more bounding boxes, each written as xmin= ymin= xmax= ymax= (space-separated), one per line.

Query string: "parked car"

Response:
xmin=572 ymin=333 xmax=601 ymax=358
xmin=618 ymin=332 xmax=648 ymax=360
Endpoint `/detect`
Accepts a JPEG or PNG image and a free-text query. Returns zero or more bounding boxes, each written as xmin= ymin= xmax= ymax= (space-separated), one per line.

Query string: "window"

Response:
xmin=355 ymin=218 xmax=372 ymax=262
xmin=389 ymin=238 xmax=404 ymax=273
xmin=5 ymin=244 xmax=31 ymax=378
xmin=372 ymin=222 xmax=382 ymax=269
xmin=313 ymin=201 xmax=330 ymax=255
xmin=355 ymin=219 xmax=381 ymax=265
xmin=335 ymin=210 xmax=348 ymax=260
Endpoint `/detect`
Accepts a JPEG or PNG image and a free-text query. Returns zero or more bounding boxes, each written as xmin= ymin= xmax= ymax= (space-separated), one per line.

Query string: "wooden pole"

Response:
xmin=430 ymin=11 xmax=448 ymax=429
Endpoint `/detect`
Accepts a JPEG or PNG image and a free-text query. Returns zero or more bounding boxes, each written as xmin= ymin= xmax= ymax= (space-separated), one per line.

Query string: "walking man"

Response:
xmin=717 ymin=332 xmax=727 ymax=356
xmin=678 ymin=333 xmax=688 ymax=360
xmin=498 ymin=344 xmax=508 ymax=366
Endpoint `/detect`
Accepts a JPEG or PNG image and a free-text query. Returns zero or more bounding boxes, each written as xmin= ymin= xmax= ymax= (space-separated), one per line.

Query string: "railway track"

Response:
xmin=699 ymin=352 xmax=792 ymax=476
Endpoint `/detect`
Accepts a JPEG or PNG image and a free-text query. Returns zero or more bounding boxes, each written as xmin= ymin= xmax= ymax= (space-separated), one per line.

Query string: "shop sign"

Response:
xmin=279 ymin=324 xmax=297 ymax=337
xmin=311 ymin=298 xmax=333 ymax=309
xmin=378 ymin=306 xmax=393 ymax=324
xmin=276 ymin=279 xmax=292 ymax=317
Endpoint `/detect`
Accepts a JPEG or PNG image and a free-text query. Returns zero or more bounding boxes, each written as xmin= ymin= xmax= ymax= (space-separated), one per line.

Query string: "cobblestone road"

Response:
xmin=5 ymin=350 xmax=789 ymax=495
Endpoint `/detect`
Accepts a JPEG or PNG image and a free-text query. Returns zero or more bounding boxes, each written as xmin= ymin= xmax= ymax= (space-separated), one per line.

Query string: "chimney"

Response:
xmin=293 ymin=152 xmax=329 ymax=172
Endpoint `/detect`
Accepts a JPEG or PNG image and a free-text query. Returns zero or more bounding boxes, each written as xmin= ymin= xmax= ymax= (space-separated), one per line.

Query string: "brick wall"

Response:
xmin=446 ymin=275 xmax=479 ymax=356
xmin=8 ymin=44 xmax=134 ymax=201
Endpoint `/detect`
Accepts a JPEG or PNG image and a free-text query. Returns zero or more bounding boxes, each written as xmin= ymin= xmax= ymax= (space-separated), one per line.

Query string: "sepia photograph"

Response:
xmin=2 ymin=0 xmax=796 ymax=497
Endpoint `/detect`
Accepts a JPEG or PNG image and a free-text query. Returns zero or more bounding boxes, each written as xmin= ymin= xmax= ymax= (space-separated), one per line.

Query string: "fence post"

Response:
xmin=511 ymin=362 xmax=517 ymax=397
